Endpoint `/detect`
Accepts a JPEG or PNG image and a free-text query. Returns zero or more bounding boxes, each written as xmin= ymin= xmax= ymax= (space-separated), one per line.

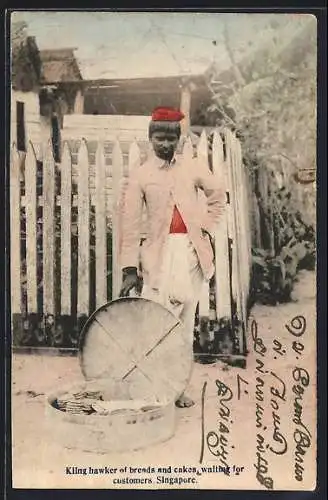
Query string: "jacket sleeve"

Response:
xmin=118 ymin=169 xmax=144 ymax=269
xmin=195 ymin=161 xmax=226 ymax=237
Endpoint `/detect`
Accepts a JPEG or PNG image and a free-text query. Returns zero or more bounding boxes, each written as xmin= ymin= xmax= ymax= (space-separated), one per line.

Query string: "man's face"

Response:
xmin=151 ymin=131 xmax=179 ymax=162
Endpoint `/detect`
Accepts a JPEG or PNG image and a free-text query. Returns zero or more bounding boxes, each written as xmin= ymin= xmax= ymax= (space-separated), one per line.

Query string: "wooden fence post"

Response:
xmin=127 ymin=140 xmax=142 ymax=296
xmin=224 ymin=130 xmax=245 ymax=353
xmin=95 ymin=141 xmax=108 ymax=308
xmin=43 ymin=141 xmax=56 ymax=317
xmin=231 ymin=136 xmax=247 ymax=314
xmin=111 ymin=140 xmax=124 ymax=299
xmin=25 ymin=141 xmax=38 ymax=314
xmin=77 ymin=139 xmax=90 ymax=318
xmin=10 ymin=144 xmax=22 ymax=323
xmin=60 ymin=142 xmax=72 ymax=316
xmin=212 ymin=130 xmax=231 ymax=320
xmin=236 ymin=140 xmax=252 ymax=297
xmin=196 ymin=130 xmax=210 ymax=319
xmin=233 ymin=133 xmax=249 ymax=330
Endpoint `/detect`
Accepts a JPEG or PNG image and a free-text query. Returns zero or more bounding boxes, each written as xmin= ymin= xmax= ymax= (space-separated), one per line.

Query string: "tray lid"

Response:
xmin=79 ymin=297 xmax=193 ymax=403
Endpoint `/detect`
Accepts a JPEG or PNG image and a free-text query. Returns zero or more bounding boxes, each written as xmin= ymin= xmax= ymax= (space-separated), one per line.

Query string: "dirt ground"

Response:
xmin=11 ymin=270 xmax=316 ymax=490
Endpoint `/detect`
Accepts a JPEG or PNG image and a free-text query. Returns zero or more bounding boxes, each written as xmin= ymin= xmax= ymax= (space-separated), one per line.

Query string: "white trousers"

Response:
xmin=141 ymin=234 xmax=204 ymax=344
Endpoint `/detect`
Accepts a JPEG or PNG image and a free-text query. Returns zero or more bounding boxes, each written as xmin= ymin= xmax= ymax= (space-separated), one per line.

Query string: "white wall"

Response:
xmin=62 ymin=114 xmax=150 ymax=142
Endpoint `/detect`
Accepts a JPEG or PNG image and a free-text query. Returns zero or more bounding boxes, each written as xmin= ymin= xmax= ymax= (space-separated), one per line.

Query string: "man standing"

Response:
xmin=119 ymin=107 xmax=225 ymax=407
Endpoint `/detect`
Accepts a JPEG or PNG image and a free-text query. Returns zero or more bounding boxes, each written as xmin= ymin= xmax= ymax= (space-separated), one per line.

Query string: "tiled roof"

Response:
xmin=40 ymin=48 xmax=82 ymax=83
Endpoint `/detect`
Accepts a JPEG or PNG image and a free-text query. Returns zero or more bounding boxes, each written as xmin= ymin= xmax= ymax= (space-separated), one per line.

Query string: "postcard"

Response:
xmin=9 ymin=10 xmax=317 ymax=491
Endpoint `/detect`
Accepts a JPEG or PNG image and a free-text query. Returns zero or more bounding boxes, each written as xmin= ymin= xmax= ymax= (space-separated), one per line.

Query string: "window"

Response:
xmin=16 ymin=101 xmax=26 ymax=152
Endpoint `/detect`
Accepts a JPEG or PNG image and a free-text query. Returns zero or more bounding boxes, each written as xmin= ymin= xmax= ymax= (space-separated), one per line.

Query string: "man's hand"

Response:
xmin=119 ymin=267 xmax=140 ymax=297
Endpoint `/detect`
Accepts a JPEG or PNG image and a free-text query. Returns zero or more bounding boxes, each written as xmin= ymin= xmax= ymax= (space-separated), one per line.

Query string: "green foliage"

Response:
xmin=206 ymin=17 xmax=316 ymax=306
xmin=251 ymin=214 xmax=315 ymax=305
xmin=207 ymin=17 xmax=316 ymax=173
xmin=12 ymin=33 xmax=42 ymax=91
xmin=252 ymin=248 xmax=293 ymax=305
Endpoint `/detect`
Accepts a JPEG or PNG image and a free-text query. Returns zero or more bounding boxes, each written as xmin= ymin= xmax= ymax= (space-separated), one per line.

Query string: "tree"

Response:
xmin=206 ymin=16 xmax=317 ymax=304
xmin=207 ymin=16 xmax=316 ymax=178
xmin=11 ymin=21 xmax=42 ymax=92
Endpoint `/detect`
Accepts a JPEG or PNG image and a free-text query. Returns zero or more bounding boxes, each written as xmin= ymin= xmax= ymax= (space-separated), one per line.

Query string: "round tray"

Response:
xmin=79 ymin=297 xmax=193 ymax=403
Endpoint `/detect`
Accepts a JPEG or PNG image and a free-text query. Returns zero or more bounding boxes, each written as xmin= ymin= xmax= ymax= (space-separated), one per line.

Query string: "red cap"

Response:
xmin=151 ymin=107 xmax=185 ymax=122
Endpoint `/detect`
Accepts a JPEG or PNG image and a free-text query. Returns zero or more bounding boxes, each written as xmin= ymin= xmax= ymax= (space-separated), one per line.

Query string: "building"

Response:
xmin=61 ymin=66 xmax=220 ymax=147
xmin=81 ymin=70 xmax=215 ymax=134
xmin=11 ymin=22 xmax=43 ymax=157
xmin=11 ymin=21 xmax=84 ymax=163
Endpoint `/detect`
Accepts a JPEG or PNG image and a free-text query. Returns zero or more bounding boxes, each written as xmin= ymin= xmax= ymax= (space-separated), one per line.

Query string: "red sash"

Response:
xmin=169 ymin=206 xmax=188 ymax=233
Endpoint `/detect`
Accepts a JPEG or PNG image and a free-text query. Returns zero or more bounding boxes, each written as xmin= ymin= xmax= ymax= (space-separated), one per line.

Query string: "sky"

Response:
xmin=11 ymin=11 xmax=309 ymax=80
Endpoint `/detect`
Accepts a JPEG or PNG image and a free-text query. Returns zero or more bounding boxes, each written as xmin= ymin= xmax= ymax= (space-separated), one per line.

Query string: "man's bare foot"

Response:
xmin=175 ymin=394 xmax=195 ymax=408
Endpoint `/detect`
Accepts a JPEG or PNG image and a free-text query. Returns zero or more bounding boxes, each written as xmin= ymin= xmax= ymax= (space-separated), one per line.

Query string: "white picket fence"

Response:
xmin=10 ymin=128 xmax=252 ymax=352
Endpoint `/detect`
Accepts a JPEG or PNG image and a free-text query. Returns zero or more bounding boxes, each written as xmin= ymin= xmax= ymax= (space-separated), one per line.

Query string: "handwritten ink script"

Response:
xmin=200 ymin=313 xmax=314 ymax=490
xmin=206 ymin=379 xmax=234 ymax=475
xmin=287 ymin=316 xmax=312 ymax=483
xmin=247 ymin=315 xmax=313 ymax=490
xmin=200 ymin=378 xmax=245 ymax=478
